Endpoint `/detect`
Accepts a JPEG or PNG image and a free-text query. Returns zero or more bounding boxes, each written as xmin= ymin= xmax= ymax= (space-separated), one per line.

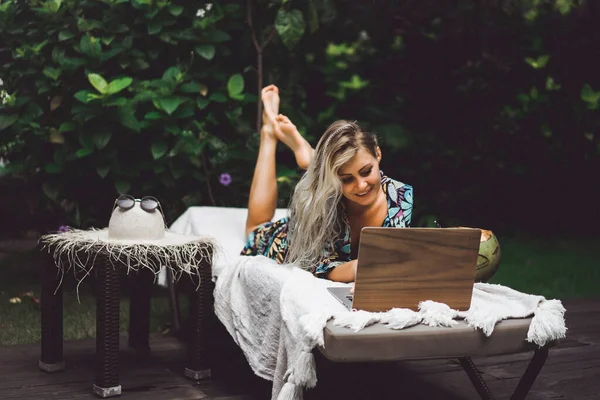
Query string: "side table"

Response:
xmin=38 ymin=229 xmax=217 ymax=398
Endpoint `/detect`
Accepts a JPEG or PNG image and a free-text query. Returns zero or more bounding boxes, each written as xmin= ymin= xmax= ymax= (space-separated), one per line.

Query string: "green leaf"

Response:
xmin=144 ymin=111 xmax=163 ymax=120
xmin=44 ymin=163 xmax=63 ymax=173
xmin=52 ymin=148 xmax=66 ymax=165
xmin=377 ymin=124 xmax=412 ymax=151
xmin=206 ymin=30 xmax=231 ymax=43
xmin=79 ymin=131 xmax=95 ymax=149
xmin=43 ymin=66 xmax=61 ymax=81
xmin=227 ymin=74 xmax=244 ymax=98
xmin=61 ymin=57 xmax=86 ymax=71
xmin=115 ymin=180 xmax=130 ymax=194
xmin=43 ymin=182 xmax=61 ymax=200
xmin=164 ymin=123 xmax=179 ymax=135
xmin=581 ymin=84 xmax=600 ymax=105
xmin=179 ymin=82 xmax=205 ymax=93
xmin=275 ymin=9 xmax=306 ymax=49
xmin=148 ymin=21 xmax=162 ymax=35
xmin=339 ymin=74 xmax=369 ymax=90
xmin=209 ymin=92 xmax=227 ymax=103
xmin=88 ymin=73 xmax=108 ymax=94
xmin=32 ymin=40 xmax=49 ymax=53
xmin=153 ymin=96 xmax=185 ymax=115
xmin=162 ymin=66 xmax=182 ymax=84
xmin=153 ymin=164 xmax=166 ymax=173
xmin=122 ymin=35 xmax=133 ymax=49
xmin=74 ymin=90 xmax=94 ymax=103
xmin=104 ymin=97 xmax=127 ymax=107
xmin=196 ymin=97 xmax=210 ymax=109
xmin=75 ymin=148 xmax=94 ymax=158
xmin=116 ymin=107 xmax=141 ymax=132
xmin=170 ymin=164 xmax=184 ymax=179
xmin=79 ymin=35 xmax=102 ymax=58
xmin=195 ymin=45 xmax=216 ymax=60
xmin=151 ymin=141 xmax=168 ymax=160
xmin=106 ymin=77 xmax=132 ymax=95
xmin=58 ymin=30 xmax=74 ymax=41
xmin=0 ymin=115 xmax=18 ymax=131
xmin=59 ymin=122 xmax=75 ymax=132
xmin=101 ymin=36 xmax=115 ymax=46
xmin=172 ymin=104 xmax=195 ymax=119
xmin=93 ymin=131 xmax=112 ymax=149
xmin=555 ymin=0 xmax=572 ymax=15
xmin=48 ymin=0 xmax=62 ymax=12
xmin=525 ymin=55 xmax=550 ymax=69
xmin=529 ymin=86 xmax=539 ymax=100
xmin=545 ymin=76 xmax=561 ymax=91
xmin=96 ymin=166 xmax=110 ymax=178
xmin=167 ymin=4 xmax=183 ymax=16
xmin=307 ymin=0 xmax=319 ymax=33
xmin=52 ymin=47 xmax=65 ymax=64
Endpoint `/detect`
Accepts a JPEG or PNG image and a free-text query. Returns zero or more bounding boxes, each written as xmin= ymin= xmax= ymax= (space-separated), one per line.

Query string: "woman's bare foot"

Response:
xmin=274 ymin=114 xmax=314 ymax=170
xmin=261 ymin=85 xmax=280 ymax=134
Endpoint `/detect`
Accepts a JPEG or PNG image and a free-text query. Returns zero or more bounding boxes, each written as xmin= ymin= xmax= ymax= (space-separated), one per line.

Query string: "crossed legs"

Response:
xmin=245 ymin=85 xmax=314 ymax=237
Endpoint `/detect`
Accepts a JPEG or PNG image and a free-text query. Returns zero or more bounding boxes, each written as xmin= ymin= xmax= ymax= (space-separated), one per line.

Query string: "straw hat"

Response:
xmin=40 ymin=196 xmax=217 ymax=279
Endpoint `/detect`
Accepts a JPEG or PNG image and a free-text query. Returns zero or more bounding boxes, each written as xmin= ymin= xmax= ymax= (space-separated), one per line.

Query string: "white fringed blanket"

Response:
xmin=213 ymin=256 xmax=567 ymax=400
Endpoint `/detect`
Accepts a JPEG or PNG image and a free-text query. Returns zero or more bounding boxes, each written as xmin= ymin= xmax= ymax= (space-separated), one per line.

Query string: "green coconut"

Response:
xmin=475 ymin=229 xmax=501 ymax=282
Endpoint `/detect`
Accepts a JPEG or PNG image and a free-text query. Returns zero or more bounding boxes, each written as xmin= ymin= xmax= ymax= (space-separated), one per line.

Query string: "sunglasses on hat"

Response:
xmin=113 ymin=195 xmax=165 ymax=221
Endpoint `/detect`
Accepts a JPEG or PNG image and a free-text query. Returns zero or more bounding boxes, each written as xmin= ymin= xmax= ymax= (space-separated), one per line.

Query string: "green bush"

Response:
xmin=1 ymin=0 xmax=599 ymax=236
xmin=0 ymin=0 xmax=339 ymax=233
xmin=0 ymin=0 xmax=260 ymax=230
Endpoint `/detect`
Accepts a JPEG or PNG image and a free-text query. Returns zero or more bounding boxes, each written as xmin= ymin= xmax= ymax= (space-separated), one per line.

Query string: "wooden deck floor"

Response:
xmin=1 ymin=298 xmax=598 ymax=400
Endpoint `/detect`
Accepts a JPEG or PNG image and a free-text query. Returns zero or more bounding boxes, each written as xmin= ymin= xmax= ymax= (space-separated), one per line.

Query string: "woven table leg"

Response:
xmin=39 ymin=246 xmax=65 ymax=372
xmin=184 ymin=258 xmax=215 ymax=380
xmin=128 ymin=269 xmax=152 ymax=355
xmin=93 ymin=255 xmax=121 ymax=398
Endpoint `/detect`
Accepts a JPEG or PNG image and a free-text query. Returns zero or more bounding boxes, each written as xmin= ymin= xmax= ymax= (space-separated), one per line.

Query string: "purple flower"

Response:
xmin=58 ymin=225 xmax=69 ymax=233
xmin=219 ymin=173 xmax=232 ymax=186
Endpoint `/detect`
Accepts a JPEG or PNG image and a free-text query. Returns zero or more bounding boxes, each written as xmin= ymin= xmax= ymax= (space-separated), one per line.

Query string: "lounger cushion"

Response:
xmin=320 ymin=318 xmax=537 ymax=362
xmin=170 ymin=206 xmax=287 ymax=272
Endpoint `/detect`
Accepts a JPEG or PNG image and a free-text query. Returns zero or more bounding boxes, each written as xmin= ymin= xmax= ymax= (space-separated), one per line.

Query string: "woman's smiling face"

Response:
xmin=338 ymin=147 xmax=382 ymax=207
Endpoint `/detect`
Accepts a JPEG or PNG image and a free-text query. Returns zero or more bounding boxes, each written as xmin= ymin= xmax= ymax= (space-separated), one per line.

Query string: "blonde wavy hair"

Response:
xmin=286 ymin=120 xmax=379 ymax=271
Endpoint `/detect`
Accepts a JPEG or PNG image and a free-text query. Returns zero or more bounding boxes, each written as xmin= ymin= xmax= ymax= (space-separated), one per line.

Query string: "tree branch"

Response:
xmin=200 ymin=151 xmax=216 ymax=206
xmin=247 ymin=0 xmax=261 ymax=52
xmin=247 ymin=0 xmax=277 ymax=135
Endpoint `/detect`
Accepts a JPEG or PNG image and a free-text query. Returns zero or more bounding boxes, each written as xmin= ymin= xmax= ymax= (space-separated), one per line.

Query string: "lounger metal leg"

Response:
xmin=460 ymin=345 xmax=550 ymax=400
xmin=459 ymin=357 xmax=495 ymax=400
xmin=510 ymin=346 xmax=549 ymax=400
xmin=39 ymin=247 xmax=65 ymax=373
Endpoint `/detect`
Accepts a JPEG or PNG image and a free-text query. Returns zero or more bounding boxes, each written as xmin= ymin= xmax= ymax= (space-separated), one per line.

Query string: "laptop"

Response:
xmin=327 ymin=227 xmax=481 ymax=312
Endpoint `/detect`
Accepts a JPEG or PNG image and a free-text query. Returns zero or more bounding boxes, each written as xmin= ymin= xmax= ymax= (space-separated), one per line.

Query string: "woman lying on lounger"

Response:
xmin=241 ymin=85 xmax=413 ymax=283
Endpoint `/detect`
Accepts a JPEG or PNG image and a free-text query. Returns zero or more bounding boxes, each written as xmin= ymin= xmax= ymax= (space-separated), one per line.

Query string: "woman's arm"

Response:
xmin=327 ymin=259 xmax=358 ymax=283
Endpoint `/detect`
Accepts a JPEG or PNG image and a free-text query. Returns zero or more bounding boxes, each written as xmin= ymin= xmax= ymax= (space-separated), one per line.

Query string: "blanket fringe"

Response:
xmin=419 ymin=300 xmax=458 ymax=327
xmin=463 ymin=309 xmax=500 ymax=336
xmin=527 ymin=299 xmax=567 ymax=346
xmin=333 ymin=309 xmax=380 ymax=331
xmin=277 ymin=378 xmax=302 ymax=400
xmin=380 ymin=308 xmax=422 ymax=329
xmin=292 ymin=347 xmax=317 ymax=388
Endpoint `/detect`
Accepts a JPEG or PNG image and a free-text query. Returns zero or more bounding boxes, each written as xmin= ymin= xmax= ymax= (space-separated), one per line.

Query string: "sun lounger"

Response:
xmin=169 ymin=206 xmax=557 ymax=400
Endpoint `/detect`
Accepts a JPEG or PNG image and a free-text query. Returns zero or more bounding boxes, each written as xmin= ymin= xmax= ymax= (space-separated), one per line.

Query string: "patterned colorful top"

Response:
xmin=241 ymin=171 xmax=413 ymax=278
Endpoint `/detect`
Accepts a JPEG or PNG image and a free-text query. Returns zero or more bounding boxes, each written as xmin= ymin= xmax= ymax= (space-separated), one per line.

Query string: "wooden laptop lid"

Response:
xmin=352 ymin=227 xmax=480 ymax=312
